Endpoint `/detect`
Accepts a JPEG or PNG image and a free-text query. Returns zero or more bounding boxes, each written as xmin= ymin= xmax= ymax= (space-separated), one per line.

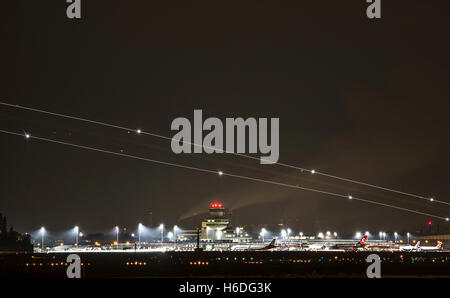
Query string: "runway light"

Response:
xmin=136 ymin=129 xmax=142 ymax=134
xmin=348 ymin=195 xmax=352 ymax=200
xmin=25 ymin=133 xmax=30 ymax=139
xmin=430 ymin=198 xmax=434 ymax=202
xmin=446 ymin=218 xmax=449 ymax=221
xmin=311 ymin=170 xmax=315 ymax=174
xmin=218 ymin=170 xmax=223 ymax=176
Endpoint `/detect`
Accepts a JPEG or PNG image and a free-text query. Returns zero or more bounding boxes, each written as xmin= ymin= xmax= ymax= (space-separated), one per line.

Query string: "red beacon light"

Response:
xmin=210 ymin=202 xmax=224 ymax=209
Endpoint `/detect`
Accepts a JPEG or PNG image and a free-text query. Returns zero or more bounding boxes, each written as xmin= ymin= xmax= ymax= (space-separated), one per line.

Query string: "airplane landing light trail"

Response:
xmin=0 ymin=128 xmax=448 ymax=222
xmin=1 ymin=101 xmax=448 ymax=207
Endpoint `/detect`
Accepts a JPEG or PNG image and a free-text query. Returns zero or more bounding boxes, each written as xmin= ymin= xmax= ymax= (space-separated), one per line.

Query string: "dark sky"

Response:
xmin=1 ymin=1 xmax=449 ymax=235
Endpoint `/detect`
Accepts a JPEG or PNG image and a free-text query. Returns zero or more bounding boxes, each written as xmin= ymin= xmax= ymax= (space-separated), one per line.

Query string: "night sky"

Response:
xmin=1 ymin=1 xmax=449 ymax=235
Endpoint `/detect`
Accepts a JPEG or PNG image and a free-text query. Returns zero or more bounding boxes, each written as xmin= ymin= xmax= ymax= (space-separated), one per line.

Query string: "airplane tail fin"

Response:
xmin=415 ymin=241 xmax=420 ymax=248
xmin=359 ymin=235 xmax=368 ymax=247
xmin=437 ymin=241 xmax=442 ymax=249
xmin=267 ymin=239 xmax=276 ymax=248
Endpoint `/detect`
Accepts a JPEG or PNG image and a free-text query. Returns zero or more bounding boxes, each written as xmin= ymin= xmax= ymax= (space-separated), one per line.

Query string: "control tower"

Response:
xmin=201 ymin=202 xmax=230 ymax=240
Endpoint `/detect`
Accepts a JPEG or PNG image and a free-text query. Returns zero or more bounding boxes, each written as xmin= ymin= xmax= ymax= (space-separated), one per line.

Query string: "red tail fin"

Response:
xmin=359 ymin=235 xmax=368 ymax=246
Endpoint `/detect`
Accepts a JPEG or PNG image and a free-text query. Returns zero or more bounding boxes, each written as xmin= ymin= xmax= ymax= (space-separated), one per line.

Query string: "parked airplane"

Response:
xmin=417 ymin=241 xmax=443 ymax=252
xmin=306 ymin=243 xmax=327 ymax=251
xmin=399 ymin=241 xmax=420 ymax=252
xmin=361 ymin=243 xmax=398 ymax=251
xmin=347 ymin=235 xmax=368 ymax=251
xmin=307 ymin=236 xmax=368 ymax=251
xmin=231 ymin=239 xmax=277 ymax=251
xmin=245 ymin=239 xmax=277 ymax=251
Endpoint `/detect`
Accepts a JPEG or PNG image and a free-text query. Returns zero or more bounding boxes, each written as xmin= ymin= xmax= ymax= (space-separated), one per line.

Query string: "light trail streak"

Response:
xmin=0 ymin=128 xmax=448 ymax=221
xmin=1 ymin=101 xmax=448 ymax=206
